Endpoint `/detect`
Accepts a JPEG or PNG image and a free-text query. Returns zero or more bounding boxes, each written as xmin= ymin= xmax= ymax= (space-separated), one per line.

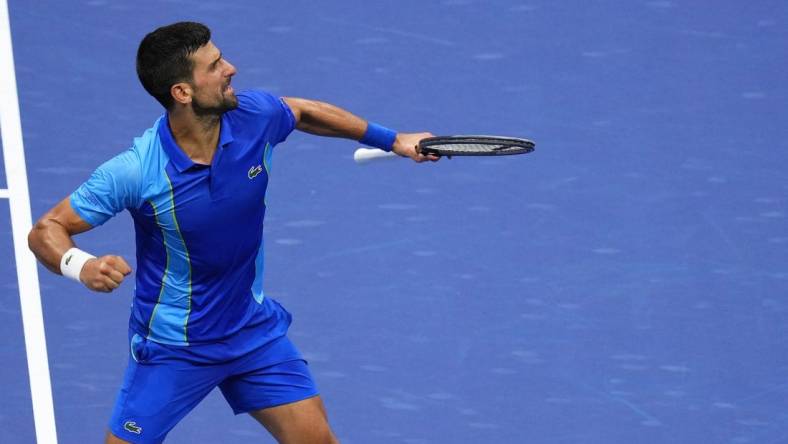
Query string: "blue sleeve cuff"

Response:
xmin=69 ymin=192 xmax=103 ymax=227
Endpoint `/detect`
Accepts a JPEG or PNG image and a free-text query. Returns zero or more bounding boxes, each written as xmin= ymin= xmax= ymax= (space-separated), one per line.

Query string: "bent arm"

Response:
xmin=28 ymin=197 xmax=131 ymax=292
xmin=282 ymin=97 xmax=438 ymax=162
xmin=28 ymin=197 xmax=93 ymax=274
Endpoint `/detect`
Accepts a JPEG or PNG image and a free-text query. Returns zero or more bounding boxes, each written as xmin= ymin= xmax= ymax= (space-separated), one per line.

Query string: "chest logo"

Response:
xmin=248 ymin=165 xmax=263 ymax=179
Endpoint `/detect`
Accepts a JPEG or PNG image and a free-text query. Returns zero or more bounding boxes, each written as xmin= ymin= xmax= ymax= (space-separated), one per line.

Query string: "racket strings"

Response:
xmin=418 ymin=136 xmax=535 ymax=156
xmin=443 ymin=143 xmax=505 ymax=152
xmin=429 ymin=143 xmax=529 ymax=154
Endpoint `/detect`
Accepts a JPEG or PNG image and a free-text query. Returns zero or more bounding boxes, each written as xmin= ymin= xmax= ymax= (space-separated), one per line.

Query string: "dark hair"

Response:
xmin=136 ymin=22 xmax=211 ymax=109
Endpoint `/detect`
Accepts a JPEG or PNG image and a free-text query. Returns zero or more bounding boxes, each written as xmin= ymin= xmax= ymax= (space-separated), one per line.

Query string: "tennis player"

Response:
xmin=28 ymin=22 xmax=438 ymax=444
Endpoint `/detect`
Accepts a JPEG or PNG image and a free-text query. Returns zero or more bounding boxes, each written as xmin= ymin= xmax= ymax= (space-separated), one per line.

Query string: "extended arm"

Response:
xmin=28 ymin=197 xmax=131 ymax=292
xmin=282 ymin=97 xmax=438 ymax=163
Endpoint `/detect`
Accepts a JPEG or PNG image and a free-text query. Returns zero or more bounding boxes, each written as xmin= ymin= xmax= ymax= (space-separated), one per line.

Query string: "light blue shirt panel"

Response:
xmin=70 ymin=148 xmax=142 ymax=227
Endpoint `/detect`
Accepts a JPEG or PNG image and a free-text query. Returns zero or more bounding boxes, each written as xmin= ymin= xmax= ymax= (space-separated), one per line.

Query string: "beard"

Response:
xmin=191 ymin=90 xmax=238 ymax=117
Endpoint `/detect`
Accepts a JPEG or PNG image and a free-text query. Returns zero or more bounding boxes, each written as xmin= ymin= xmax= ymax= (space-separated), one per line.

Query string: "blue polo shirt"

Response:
xmin=70 ymin=90 xmax=296 ymax=358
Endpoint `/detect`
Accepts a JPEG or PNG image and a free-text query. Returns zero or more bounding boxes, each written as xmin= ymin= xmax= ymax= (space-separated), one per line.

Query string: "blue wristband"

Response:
xmin=360 ymin=122 xmax=397 ymax=152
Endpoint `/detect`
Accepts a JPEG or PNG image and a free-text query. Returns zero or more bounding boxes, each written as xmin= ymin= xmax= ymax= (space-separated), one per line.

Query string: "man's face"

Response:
xmin=188 ymin=41 xmax=238 ymax=115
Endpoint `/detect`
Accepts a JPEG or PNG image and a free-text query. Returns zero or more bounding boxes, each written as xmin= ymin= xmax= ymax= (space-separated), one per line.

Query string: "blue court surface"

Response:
xmin=2 ymin=1 xmax=787 ymax=443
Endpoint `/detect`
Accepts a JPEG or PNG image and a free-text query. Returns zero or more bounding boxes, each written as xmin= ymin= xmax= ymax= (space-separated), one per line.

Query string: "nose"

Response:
xmin=225 ymin=60 xmax=237 ymax=77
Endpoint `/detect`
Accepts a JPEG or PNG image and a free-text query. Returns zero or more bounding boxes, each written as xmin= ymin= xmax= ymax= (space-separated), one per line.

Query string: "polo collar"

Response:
xmin=158 ymin=113 xmax=235 ymax=173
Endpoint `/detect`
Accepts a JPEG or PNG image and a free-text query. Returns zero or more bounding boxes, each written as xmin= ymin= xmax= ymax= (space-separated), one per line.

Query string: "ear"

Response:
xmin=170 ymin=82 xmax=192 ymax=106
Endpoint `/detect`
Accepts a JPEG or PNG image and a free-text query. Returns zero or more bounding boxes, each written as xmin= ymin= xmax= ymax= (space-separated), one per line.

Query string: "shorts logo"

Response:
xmin=248 ymin=165 xmax=263 ymax=179
xmin=123 ymin=421 xmax=142 ymax=435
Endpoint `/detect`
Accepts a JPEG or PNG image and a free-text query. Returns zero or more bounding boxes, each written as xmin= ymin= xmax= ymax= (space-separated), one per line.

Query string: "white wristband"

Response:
xmin=60 ymin=247 xmax=96 ymax=283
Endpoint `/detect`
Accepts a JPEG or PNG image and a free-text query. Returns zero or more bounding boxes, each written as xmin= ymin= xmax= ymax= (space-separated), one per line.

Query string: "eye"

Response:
xmin=210 ymin=58 xmax=222 ymax=71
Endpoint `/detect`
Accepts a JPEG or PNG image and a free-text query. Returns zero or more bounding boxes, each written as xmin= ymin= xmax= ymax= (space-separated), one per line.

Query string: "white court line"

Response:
xmin=0 ymin=188 xmax=10 ymax=198
xmin=0 ymin=1 xmax=58 ymax=443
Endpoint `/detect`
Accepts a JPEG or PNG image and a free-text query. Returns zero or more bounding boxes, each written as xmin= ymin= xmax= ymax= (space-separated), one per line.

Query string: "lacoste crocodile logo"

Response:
xmin=248 ymin=165 xmax=263 ymax=179
xmin=123 ymin=421 xmax=142 ymax=434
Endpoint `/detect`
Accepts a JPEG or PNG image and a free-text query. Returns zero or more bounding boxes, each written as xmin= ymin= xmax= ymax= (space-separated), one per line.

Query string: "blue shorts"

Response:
xmin=108 ymin=332 xmax=318 ymax=444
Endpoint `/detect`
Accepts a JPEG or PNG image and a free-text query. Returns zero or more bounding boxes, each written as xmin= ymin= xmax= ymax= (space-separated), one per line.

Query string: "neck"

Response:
xmin=167 ymin=107 xmax=222 ymax=165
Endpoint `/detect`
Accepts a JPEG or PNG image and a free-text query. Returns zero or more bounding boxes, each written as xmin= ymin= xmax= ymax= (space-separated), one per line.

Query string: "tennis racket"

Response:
xmin=354 ymin=136 xmax=535 ymax=164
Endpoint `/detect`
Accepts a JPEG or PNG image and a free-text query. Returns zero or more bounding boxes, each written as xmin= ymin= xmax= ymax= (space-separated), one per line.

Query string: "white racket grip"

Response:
xmin=353 ymin=148 xmax=399 ymax=164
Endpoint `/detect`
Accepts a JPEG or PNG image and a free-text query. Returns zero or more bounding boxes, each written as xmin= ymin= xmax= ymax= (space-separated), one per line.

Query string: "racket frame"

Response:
xmin=418 ymin=135 xmax=535 ymax=156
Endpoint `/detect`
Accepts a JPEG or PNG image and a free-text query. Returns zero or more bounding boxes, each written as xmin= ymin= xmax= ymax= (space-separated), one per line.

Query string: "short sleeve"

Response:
xmin=70 ymin=149 xmax=142 ymax=227
xmin=240 ymin=89 xmax=296 ymax=145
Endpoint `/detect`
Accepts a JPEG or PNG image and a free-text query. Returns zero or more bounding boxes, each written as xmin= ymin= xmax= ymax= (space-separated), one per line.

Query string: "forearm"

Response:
xmin=28 ymin=197 xmax=94 ymax=275
xmin=28 ymin=218 xmax=76 ymax=275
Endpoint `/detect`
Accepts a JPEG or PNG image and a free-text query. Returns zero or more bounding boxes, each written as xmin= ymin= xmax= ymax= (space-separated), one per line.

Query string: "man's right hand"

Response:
xmin=392 ymin=132 xmax=440 ymax=163
xmin=80 ymin=255 xmax=132 ymax=292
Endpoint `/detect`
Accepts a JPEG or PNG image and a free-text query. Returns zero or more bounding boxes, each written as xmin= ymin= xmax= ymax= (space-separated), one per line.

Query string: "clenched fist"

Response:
xmin=80 ymin=255 xmax=132 ymax=293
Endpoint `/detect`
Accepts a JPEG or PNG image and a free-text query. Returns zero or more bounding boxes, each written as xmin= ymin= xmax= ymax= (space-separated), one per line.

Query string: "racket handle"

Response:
xmin=353 ymin=148 xmax=399 ymax=164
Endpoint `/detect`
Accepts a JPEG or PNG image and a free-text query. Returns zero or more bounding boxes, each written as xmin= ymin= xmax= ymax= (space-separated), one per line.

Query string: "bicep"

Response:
xmin=280 ymin=97 xmax=365 ymax=138
xmin=39 ymin=197 xmax=94 ymax=235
